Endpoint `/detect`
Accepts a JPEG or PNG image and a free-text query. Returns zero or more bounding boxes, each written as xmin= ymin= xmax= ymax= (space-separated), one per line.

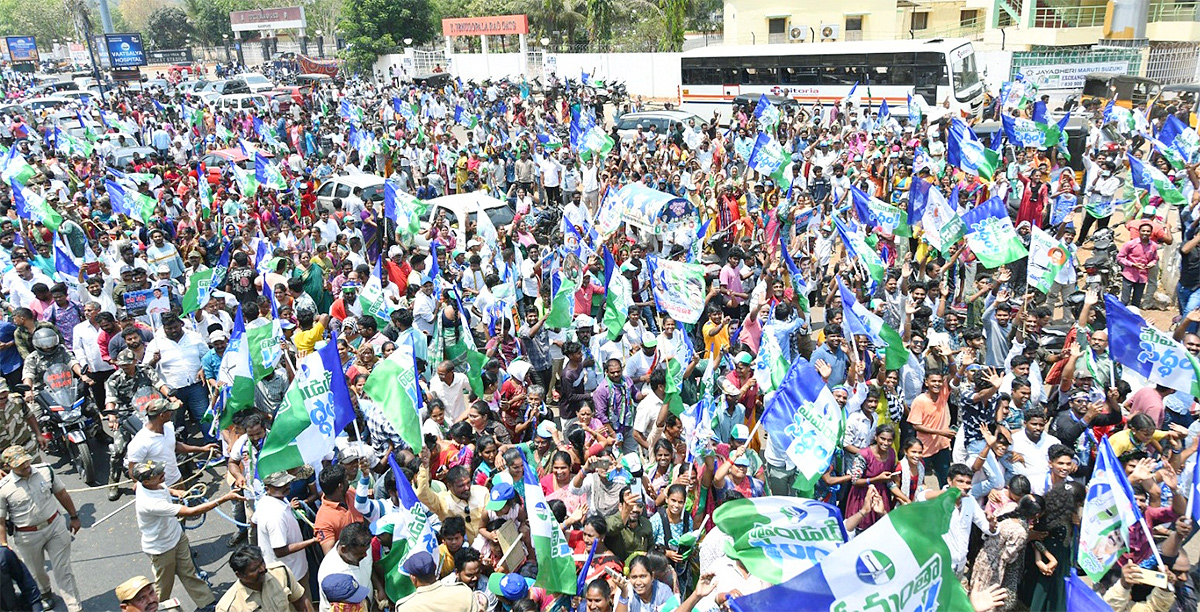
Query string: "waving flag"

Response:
xmin=833 ymin=218 xmax=885 ymax=286
xmin=0 ymin=148 xmax=37 ymax=185
xmin=379 ymin=459 xmax=441 ymax=600
xmin=357 ymin=258 xmax=394 ymax=327
xmin=216 ymin=306 xmax=255 ymax=428
xmin=546 ymin=269 xmax=577 ymax=330
xmin=1127 ymin=153 xmax=1185 ymax=206
xmin=1159 ymin=114 xmax=1199 ymax=164
xmin=254 ymin=152 xmax=288 ymax=190
xmin=714 ymin=497 xmax=846 ymax=584
xmin=729 ymin=492 xmax=972 ymax=612
xmin=1001 ymin=114 xmax=1061 ymax=149
xmin=1078 ymin=435 xmax=1145 ymax=581
xmin=837 ymin=278 xmax=909 ymax=369
xmin=961 ymin=196 xmax=1028 ymax=267
xmin=181 ymin=268 xmax=216 ymax=315
xmin=453 ymin=105 xmax=478 ymax=129
xmin=10 ymin=179 xmax=63 ymax=231
xmin=229 ymin=162 xmax=259 ymax=197
xmin=1105 ymin=294 xmax=1200 ymax=397
xmin=1104 ymin=99 xmax=1138 ymax=133
xmin=1150 ymin=135 xmax=1187 ymax=171
xmin=383 ymin=180 xmax=428 ymax=240
xmin=850 ymin=184 xmax=910 ymax=237
xmin=747 ymin=133 xmax=791 ymax=184
xmin=246 ymin=319 xmax=283 ymax=380
xmin=520 ymin=455 xmax=576 ymax=592
xmin=1026 ymin=227 xmax=1069 ymax=293
xmin=754 ymin=94 xmax=781 ymax=130
xmin=906 ymin=92 xmax=923 ymax=126
xmin=257 ymin=332 xmax=355 ymax=476
xmin=948 ymin=118 xmax=999 ymax=180
xmin=392 ymin=97 xmax=419 ymax=126
xmin=365 ymin=342 xmax=424 ymax=453
xmin=761 ymin=357 xmax=844 ymax=490
xmin=602 ymin=248 xmax=631 ymax=340
xmin=645 ymin=255 xmax=707 ymax=324
xmin=569 ymin=104 xmax=596 ymax=149
xmin=753 ymin=318 xmax=806 ymax=395
xmin=778 ymin=236 xmax=810 ymax=313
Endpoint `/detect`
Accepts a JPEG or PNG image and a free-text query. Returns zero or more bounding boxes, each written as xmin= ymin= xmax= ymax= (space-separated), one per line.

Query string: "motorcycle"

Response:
xmin=1082 ymin=228 xmax=1120 ymax=294
xmin=33 ymin=364 xmax=98 ymax=485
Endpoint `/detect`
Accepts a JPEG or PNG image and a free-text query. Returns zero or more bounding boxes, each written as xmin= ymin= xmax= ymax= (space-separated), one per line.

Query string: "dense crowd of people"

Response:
xmin=0 ymin=59 xmax=1196 ymax=612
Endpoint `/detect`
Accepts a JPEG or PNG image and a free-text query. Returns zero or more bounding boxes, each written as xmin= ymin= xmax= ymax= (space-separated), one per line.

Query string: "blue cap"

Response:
xmin=488 ymin=573 xmax=533 ymax=600
xmin=401 ymin=551 xmax=436 ymax=579
xmin=486 ymin=481 xmax=516 ymax=511
xmin=321 ymin=573 xmax=369 ymax=604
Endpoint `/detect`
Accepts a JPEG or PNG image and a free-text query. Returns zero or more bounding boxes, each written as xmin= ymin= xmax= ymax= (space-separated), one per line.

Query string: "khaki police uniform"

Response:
xmin=0 ymin=464 xmax=81 ymax=612
xmin=215 ymin=561 xmax=306 ymax=612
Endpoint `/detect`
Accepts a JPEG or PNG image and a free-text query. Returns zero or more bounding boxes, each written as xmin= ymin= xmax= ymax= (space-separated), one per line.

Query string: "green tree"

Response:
xmin=339 ymin=0 xmax=435 ymax=73
xmin=659 ymin=0 xmax=688 ymax=51
xmin=182 ymin=0 xmax=252 ymax=46
xmin=146 ymin=6 xmax=191 ymax=50
xmin=586 ymin=0 xmax=613 ymax=50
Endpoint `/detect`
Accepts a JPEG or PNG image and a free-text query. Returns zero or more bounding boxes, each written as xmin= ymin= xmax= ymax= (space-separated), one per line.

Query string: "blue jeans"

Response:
xmin=1179 ymin=284 xmax=1200 ymax=334
xmin=171 ymin=382 xmax=214 ymax=444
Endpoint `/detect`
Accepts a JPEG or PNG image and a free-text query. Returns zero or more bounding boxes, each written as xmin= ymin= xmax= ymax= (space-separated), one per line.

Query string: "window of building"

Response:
xmin=911 ymin=12 xmax=929 ymax=30
xmin=960 ymin=9 xmax=980 ymax=25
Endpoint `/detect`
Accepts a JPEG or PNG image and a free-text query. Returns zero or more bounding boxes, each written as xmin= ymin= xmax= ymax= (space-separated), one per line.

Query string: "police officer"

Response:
xmin=0 ymin=446 xmax=83 ymax=612
xmin=104 ymin=349 xmax=172 ymax=501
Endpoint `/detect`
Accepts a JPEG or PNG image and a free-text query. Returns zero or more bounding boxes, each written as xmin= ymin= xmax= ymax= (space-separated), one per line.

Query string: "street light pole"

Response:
xmin=223 ymin=34 xmax=230 ymax=63
xmin=316 ymin=29 xmax=323 ymax=58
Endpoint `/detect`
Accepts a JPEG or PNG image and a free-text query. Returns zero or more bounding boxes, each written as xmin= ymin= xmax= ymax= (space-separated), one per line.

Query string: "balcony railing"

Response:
xmin=1149 ymin=0 xmax=1200 ymax=21
xmin=909 ymin=17 xmax=985 ymax=39
xmin=1032 ymin=4 xmax=1107 ymax=27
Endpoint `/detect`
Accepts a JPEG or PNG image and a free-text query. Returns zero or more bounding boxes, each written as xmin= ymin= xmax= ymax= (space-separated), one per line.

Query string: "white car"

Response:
xmin=614 ymin=110 xmax=705 ymax=141
xmin=415 ymin=192 xmax=516 ymax=249
xmin=219 ymin=93 xmax=268 ymax=112
xmin=315 ymin=174 xmax=387 ymax=211
xmin=21 ymin=96 xmax=74 ymax=113
xmin=236 ymin=73 xmax=275 ymax=94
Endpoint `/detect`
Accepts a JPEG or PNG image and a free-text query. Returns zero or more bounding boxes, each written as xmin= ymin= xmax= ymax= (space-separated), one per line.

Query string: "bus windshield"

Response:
xmin=950 ymin=44 xmax=980 ymax=100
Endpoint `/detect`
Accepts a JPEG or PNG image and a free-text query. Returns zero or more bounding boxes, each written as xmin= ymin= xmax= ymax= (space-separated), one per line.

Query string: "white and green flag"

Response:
xmin=254 ymin=152 xmax=288 ymax=191
xmin=364 ymin=343 xmax=424 ymax=453
xmin=380 ymin=466 xmax=440 ymax=600
xmin=1078 ymin=436 xmax=1143 ymax=581
xmin=216 ymin=307 xmax=256 ymax=428
xmin=834 ymin=218 xmax=885 ymax=286
xmin=712 ymin=496 xmax=846 ymax=584
xmin=0 ymin=149 xmax=37 ymax=185
xmin=728 ymin=492 xmax=973 ymax=612
xmin=603 ymin=261 xmax=631 ymax=341
xmin=919 ymin=185 xmax=965 ymax=252
xmin=522 ymin=459 xmax=576 ymax=593
xmin=256 ymin=334 xmax=354 ymax=476
xmin=180 ymin=268 xmax=215 ymax=315
xmin=1128 ymin=152 xmax=1186 ymax=206
xmin=358 ymin=260 xmax=394 ymax=327
xmin=229 ymin=163 xmax=258 ymax=197
xmin=1027 ymin=227 xmax=1069 ymax=294
xmin=246 ymin=320 xmax=283 ymax=378
xmin=961 ymin=196 xmax=1029 ymax=268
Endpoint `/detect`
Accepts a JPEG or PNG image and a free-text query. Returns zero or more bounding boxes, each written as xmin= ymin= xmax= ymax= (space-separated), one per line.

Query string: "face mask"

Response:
xmin=1102 ymin=171 xmax=1111 ymax=177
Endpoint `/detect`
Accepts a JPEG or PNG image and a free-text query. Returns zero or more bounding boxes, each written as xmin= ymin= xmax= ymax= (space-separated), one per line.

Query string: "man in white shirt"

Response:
xmin=72 ymin=301 xmax=114 ymax=405
xmin=127 ymin=399 xmax=217 ymax=492
xmin=131 ymin=460 xmax=239 ymax=608
xmin=429 ymin=360 xmax=470 ymax=422
xmin=917 ymin=463 xmax=997 ymax=576
xmin=2 ymin=261 xmax=52 ymax=310
xmin=1009 ymin=408 xmax=1060 ymax=494
xmin=315 ymin=522 xmax=375 ymax=612
xmin=257 ymin=470 xmax=320 ymax=585
xmin=143 ymin=314 xmax=213 ymax=443
xmin=581 ymin=157 xmax=600 ymax=213
xmin=631 ymin=371 xmax=667 ymax=455
xmin=412 ymin=280 xmax=438 ymax=338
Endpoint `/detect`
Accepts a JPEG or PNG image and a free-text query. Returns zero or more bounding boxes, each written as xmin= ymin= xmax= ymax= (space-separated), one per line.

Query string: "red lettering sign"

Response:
xmin=441 ymin=15 xmax=529 ymax=37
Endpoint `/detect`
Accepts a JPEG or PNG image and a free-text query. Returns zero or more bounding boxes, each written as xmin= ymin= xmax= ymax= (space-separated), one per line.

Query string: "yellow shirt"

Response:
xmin=1108 ymin=428 xmax=1169 ymax=458
xmin=293 ymin=321 xmax=325 ymax=359
xmin=702 ymin=320 xmax=730 ymax=361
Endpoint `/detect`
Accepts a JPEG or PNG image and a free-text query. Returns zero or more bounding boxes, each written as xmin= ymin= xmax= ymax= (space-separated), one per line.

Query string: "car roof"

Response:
xmin=111 ymin=146 xmax=155 ymax=155
xmin=324 ymin=174 xmax=385 ymax=188
xmin=429 ymin=192 xmax=508 ymax=211
xmin=207 ymin=147 xmax=273 ymax=162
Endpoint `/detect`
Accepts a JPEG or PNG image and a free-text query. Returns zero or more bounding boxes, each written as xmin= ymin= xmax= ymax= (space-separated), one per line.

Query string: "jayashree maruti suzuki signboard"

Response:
xmin=104 ymin=33 xmax=147 ymax=68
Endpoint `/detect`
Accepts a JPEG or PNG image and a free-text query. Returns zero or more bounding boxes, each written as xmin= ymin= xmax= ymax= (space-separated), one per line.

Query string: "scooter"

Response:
xmin=32 ymin=364 xmax=98 ymax=485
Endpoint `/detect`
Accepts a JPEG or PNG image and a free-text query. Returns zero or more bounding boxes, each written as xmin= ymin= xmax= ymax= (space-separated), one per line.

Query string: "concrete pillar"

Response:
xmin=519 ymin=33 xmax=528 ymax=79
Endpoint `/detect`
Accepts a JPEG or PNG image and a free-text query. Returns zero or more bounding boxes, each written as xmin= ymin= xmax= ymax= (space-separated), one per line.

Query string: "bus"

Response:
xmin=679 ymin=38 xmax=985 ymax=122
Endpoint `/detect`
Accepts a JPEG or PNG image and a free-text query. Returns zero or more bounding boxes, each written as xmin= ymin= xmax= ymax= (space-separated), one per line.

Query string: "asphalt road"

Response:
xmin=37 ymin=440 xmax=241 ymax=612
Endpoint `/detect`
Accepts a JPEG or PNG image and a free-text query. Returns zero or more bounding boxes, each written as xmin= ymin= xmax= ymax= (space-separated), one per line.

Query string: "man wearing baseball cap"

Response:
xmin=394 ymin=551 xmax=479 ymax=611
xmin=131 ymin=460 xmax=242 ymax=611
xmin=0 ymin=445 xmax=83 ymax=611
